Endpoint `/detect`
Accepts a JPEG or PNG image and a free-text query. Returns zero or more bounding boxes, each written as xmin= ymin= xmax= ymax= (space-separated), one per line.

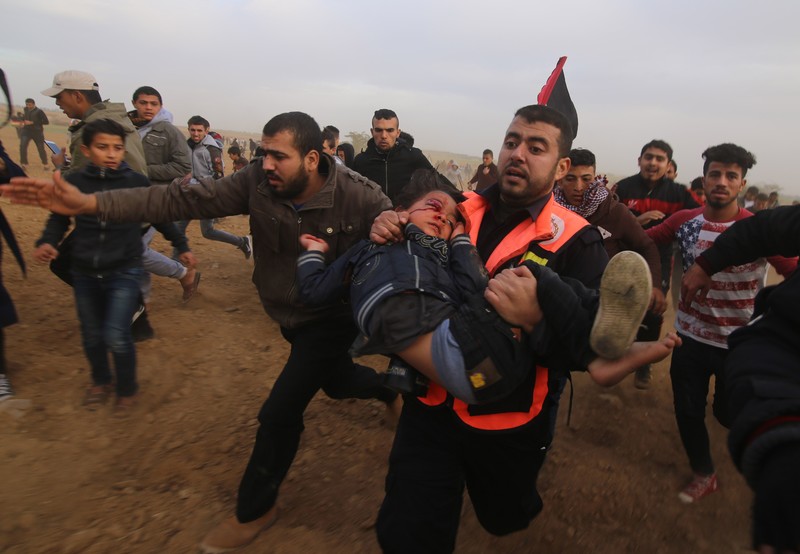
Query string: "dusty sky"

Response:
xmin=3 ymin=0 xmax=799 ymax=195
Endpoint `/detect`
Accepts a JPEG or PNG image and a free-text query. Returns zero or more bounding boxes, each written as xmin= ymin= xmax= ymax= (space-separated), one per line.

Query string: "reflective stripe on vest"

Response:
xmin=418 ymin=192 xmax=590 ymax=431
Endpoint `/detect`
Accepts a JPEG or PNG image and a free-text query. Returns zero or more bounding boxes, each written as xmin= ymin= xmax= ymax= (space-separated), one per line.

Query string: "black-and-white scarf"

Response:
xmin=404 ymin=223 xmax=449 ymax=265
xmin=554 ymin=176 xmax=609 ymax=219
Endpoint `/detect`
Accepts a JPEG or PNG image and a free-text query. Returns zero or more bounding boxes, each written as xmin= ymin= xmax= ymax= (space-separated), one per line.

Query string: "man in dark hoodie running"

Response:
xmin=352 ymin=108 xmax=433 ymax=203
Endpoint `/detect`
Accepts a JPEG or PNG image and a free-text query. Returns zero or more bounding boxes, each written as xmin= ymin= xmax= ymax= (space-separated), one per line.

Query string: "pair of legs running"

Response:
xmin=393 ymin=251 xmax=681 ymax=404
xmin=174 ymin=219 xmax=251 ymax=260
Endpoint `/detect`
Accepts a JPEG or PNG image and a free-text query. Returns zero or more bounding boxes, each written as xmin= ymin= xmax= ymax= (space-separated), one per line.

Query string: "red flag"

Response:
xmin=537 ymin=56 xmax=578 ymax=140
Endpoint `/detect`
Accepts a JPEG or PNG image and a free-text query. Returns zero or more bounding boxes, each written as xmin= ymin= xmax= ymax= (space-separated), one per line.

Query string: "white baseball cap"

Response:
xmin=42 ymin=70 xmax=99 ymax=97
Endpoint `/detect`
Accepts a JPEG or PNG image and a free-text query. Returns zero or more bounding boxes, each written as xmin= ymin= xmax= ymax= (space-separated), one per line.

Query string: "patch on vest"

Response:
xmin=520 ymin=251 xmax=549 ymax=267
xmin=467 ymin=357 xmax=501 ymax=389
xmin=537 ymin=213 xmax=565 ymax=246
xmin=597 ymin=225 xmax=612 ymax=239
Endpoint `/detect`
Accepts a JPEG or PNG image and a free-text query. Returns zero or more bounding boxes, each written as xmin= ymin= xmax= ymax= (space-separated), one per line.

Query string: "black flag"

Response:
xmin=537 ymin=56 xmax=578 ymax=140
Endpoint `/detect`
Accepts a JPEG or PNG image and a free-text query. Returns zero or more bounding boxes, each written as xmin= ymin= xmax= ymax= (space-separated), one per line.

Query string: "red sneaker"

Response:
xmin=678 ymin=473 xmax=718 ymax=504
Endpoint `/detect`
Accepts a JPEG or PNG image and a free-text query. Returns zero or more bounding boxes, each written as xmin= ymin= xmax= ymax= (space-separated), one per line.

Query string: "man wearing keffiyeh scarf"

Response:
xmin=554 ymin=173 xmax=609 ymax=218
xmin=555 ymin=147 xmax=666 ymax=317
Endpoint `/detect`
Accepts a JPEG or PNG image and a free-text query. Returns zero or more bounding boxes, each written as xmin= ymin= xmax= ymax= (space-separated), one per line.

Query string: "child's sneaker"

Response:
xmin=678 ymin=473 xmax=718 ymax=504
xmin=590 ymin=251 xmax=652 ymax=359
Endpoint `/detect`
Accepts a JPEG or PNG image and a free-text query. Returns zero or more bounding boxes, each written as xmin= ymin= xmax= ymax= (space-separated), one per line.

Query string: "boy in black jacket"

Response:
xmin=34 ymin=119 xmax=148 ymax=411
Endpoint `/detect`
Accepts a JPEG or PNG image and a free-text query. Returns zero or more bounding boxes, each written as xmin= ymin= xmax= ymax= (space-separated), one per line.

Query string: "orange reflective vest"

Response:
xmin=419 ymin=191 xmax=592 ymax=431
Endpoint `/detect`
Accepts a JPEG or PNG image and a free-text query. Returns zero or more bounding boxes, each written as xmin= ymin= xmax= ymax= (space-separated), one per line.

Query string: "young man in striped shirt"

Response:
xmin=645 ymin=143 xmax=798 ymax=504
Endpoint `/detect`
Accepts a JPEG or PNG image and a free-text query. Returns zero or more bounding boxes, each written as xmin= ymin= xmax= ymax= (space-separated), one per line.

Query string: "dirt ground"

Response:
xmin=0 ymin=130 xmax=759 ymax=553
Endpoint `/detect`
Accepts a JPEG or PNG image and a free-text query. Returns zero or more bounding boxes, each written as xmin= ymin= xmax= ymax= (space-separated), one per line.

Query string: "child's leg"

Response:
xmin=102 ymin=269 xmax=142 ymax=398
xmin=520 ymin=250 xmax=652 ymax=363
xmin=518 ymin=260 xmax=599 ymax=368
xmin=587 ymin=333 xmax=682 ymax=386
xmin=73 ymin=274 xmax=113 ymax=388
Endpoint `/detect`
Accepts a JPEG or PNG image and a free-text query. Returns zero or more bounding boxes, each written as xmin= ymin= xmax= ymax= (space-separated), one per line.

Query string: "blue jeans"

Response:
xmin=174 ymin=220 xmax=243 ymax=259
xmin=73 ymin=268 xmax=143 ymax=397
xmin=140 ymin=227 xmax=188 ymax=303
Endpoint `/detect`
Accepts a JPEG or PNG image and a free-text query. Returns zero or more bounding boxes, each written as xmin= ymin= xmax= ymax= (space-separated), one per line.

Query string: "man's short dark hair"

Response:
xmin=568 ymin=148 xmax=596 ymax=168
xmin=669 ymin=159 xmax=678 ymax=172
xmin=513 ymin=105 xmax=573 ymax=157
xmin=323 ymin=125 xmax=339 ymax=139
xmin=482 ymin=149 xmax=493 ymax=157
xmin=640 ymin=139 xmax=673 ymax=161
xmin=321 ymin=127 xmax=336 ymax=145
xmin=394 ymin=169 xmax=466 ymax=212
xmin=690 ymin=176 xmax=704 ymax=191
xmin=25 ymin=98 xmax=34 ymax=104
xmin=262 ymin=112 xmax=323 ymax=157
xmin=132 ymin=86 xmax=163 ymax=104
xmin=373 ymin=109 xmax=398 ymax=124
xmin=82 ymin=118 xmax=126 ymax=146
xmin=227 ymin=146 xmax=241 ymax=155
xmin=188 ymin=115 xmax=210 ymax=129
xmin=702 ymin=143 xmax=757 ymax=177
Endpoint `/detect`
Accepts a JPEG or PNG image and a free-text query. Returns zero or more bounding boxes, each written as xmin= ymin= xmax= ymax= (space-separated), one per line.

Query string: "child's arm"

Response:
xmin=296 ymin=235 xmax=368 ymax=306
xmin=448 ymin=224 xmax=490 ymax=296
xmin=33 ymin=212 xmax=71 ymax=263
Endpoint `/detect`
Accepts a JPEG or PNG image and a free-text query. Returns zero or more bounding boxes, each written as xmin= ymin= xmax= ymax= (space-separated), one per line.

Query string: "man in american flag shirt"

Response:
xmin=645 ymin=143 xmax=798 ymax=504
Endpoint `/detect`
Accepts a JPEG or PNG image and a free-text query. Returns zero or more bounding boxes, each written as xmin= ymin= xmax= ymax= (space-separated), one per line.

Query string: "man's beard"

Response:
xmin=269 ymin=166 xmax=309 ymax=199
xmin=499 ymin=162 xmax=558 ymax=209
xmin=705 ymin=190 xmax=737 ymax=210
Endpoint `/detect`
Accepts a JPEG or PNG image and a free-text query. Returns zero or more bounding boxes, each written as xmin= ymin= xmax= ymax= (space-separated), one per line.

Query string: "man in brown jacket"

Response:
xmin=554 ymin=147 xmax=666 ymax=327
xmin=2 ymin=111 xmax=399 ymax=553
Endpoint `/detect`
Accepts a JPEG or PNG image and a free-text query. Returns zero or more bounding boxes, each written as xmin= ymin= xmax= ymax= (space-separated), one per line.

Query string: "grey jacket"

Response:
xmin=67 ymin=101 xmax=148 ymax=177
xmin=189 ymin=134 xmax=222 ymax=180
xmin=95 ymin=154 xmax=392 ymax=329
xmin=132 ymin=108 xmax=191 ymax=185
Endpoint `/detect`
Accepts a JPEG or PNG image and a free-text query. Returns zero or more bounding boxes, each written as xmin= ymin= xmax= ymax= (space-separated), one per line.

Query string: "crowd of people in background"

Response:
xmin=1 ymin=67 xmax=799 ymax=554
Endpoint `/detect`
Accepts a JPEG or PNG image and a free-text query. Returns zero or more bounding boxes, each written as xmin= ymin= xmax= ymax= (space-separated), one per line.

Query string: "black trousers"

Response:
xmin=235 ymin=316 xmax=397 ymax=522
xmin=376 ymin=399 xmax=548 ymax=553
xmin=670 ymin=333 xmax=730 ymax=475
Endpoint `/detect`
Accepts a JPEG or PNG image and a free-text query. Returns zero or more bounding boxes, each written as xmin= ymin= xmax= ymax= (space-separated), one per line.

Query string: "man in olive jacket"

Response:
xmin=42 ymin=70 xmax=147 ymax=176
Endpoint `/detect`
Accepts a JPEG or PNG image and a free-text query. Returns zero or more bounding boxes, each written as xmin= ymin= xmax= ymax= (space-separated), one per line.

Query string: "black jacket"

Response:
xmin=352 ymin=138 xmax=433 ymax=204
xmin=36 ymin=162 xmax=149 ymax=276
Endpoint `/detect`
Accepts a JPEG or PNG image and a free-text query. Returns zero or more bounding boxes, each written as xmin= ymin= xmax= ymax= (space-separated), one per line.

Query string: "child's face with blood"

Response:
xmin=404 ymin=191 xmax=459 ymax=240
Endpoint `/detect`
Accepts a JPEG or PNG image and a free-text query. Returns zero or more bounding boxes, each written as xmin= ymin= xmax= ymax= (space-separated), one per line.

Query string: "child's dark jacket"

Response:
xmin=37 ymin=162 xmax=148 ymax=276
xmin=296 ymin=224 xmax=488 ymax=337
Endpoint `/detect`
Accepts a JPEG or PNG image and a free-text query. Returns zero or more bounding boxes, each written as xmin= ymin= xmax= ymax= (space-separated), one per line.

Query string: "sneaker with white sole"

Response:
xmin=590 ymin=251 xmax=653 ymax=359
xmin=240 ymin=235 xmax=253 ymax=260
xmin=131 ymin=303 xmax=146 ymax=324
xmin=678 ymin=473 xmax=718 ymax=503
